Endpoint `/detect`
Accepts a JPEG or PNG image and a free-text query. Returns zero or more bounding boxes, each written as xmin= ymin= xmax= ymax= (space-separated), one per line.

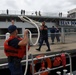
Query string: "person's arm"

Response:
xmin=18 ymin=29 xmax=28 ymax=46
xmin=44 ymin=26 xmax=48 ymax=30
xmin=44 ymin=27 xmax=47 ymax=30
xmin=40 ymin=26 xmax=44 ymax=30
xmin=40 ymin=25 xmax=47 ymax=30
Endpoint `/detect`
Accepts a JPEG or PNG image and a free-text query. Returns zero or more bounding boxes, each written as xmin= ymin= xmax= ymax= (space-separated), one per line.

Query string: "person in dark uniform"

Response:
xmin=4 ymin=24 xmax=29 ymax=75
xmin=36 ymin=21 xmax=51 ymax=51
xmin=6 ymin=9 xmax=9 ymax=15
xmin=55 ymin=26 xmax=60 ymax=42
xmin=11 ymin=20 xmax=15 ymax=25
xmin=50 ymin=26 xmax=56 ymax=44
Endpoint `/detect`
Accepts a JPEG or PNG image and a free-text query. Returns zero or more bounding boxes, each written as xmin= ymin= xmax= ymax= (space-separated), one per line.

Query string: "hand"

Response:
xmin=24 ymin=29 xmax=29 ymax=36
xmin=40 ymin=26 xmax=44 ymax=30
xmin=42 ymin=26 xmax=44 ymax=28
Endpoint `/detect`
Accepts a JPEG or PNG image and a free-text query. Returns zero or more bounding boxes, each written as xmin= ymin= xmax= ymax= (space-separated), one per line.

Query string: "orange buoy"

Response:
xmin=30 ymin=55 xmax=52 ymax=75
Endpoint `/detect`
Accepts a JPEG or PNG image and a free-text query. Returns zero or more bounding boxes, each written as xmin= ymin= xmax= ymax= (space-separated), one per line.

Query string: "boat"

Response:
xmin=0 ymin=10 xmax=76 ymax=75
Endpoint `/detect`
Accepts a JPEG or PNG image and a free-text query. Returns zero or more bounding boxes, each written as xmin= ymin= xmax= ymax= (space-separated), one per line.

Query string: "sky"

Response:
xmin=0 ymin=0 xmax=76 ymax=15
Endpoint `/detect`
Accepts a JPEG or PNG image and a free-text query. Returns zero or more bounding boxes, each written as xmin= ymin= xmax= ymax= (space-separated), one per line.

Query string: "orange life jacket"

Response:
xmin=4 ymin=36 xmax=28 ymax=58
xmin=53 ymin=56 xmax=62 ymax=67
xmin=61 ymin=53 xmax=66 ymax=67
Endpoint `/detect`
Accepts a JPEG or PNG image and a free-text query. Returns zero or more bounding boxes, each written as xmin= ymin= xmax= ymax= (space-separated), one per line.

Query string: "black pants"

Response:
xmin=55 ymin=34 xmax=60 ymax=42
xmin=51 ymin=34 xmax=55 ymax=43
xmin=8 ymin=56 xmax=23 ymax=75
xmin=38 ymin=37 xmax=50 ymax=50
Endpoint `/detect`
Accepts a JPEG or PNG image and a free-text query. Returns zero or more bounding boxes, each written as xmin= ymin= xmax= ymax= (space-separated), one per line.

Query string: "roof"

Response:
xmin=0 ymin=14 xmax=76 ymax=22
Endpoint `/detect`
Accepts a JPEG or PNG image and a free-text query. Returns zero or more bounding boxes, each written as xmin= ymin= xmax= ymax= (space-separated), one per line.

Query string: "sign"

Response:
xmin=59 ymin=20 xmax=76 ymax=26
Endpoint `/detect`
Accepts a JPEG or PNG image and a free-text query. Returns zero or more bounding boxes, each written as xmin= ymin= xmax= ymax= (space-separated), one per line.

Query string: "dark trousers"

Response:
xmin=38 ymin=37 xmax=50 ymax=50
xmin=8 ymin=57 xmax=23 ymax=75
xmin=51 ymin=34 xmax=55 ymax=43
xmin=55 ymin=34 xmax=60 ymax=42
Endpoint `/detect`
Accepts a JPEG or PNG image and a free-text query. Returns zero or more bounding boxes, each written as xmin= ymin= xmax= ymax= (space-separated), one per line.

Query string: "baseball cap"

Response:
xmin=8 ymin=25 xmax=17 ymax=33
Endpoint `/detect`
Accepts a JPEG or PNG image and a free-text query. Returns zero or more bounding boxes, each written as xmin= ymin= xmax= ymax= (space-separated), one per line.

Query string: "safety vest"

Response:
xmin=4 ymin=36 xmax=27 ymax=58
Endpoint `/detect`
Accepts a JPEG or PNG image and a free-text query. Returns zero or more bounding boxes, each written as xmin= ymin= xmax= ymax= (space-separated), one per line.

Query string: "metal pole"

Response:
xmin=30 ymin=54 xmax=35 ymax=75
xmin=61 ymin=27 xmax=65 ymax=43
xmin=67 ymin=53 xmax=72 ymax=75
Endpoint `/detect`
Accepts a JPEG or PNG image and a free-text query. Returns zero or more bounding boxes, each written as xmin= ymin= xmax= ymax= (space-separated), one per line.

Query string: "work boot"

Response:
xmin=36 ymin=48 xmax=40 ymax=51
xmin=46 ymin=49 xmax=51 ymax=51
xmin=51 ymin=42 xmax=54 ymax=45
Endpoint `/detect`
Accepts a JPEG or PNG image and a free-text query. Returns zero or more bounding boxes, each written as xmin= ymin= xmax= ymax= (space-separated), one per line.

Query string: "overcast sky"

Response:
xmin=0 ymin=0 xmax=76 ymax=14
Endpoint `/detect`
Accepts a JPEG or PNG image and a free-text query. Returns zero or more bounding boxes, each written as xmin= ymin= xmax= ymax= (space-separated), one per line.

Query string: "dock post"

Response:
xmin=61 ymin=27 xmax=65 ymax=43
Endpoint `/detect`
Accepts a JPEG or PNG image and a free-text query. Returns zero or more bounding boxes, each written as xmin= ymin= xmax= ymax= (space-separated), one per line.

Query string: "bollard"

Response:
xmin=63 ymin=69 xmax=67 ymax=75
xmin=56 ymin=71 xmax=61 ymax=75
xmin=5 ymin=32 xmax=10 ymax=40
xmin=67 ymin=73 xmax=73 ymax=75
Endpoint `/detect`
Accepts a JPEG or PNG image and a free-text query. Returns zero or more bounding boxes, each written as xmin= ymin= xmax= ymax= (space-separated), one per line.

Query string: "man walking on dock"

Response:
xmin=36 ymin=21 xmax=51 ymax=51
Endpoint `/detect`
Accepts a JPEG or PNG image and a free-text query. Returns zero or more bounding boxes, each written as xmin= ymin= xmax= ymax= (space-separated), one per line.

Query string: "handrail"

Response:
xmin=30 ymin=52 xmax=72 ymax=75
xmin=34 ymin=64 xmax=70 ymax=75
xmin=0 ymin=10 xmax=67 ymax=17
xmin=0 ymin=53 xmax=71 ymax=66
xmin=0 ymin=52 xmax=73 ymax=75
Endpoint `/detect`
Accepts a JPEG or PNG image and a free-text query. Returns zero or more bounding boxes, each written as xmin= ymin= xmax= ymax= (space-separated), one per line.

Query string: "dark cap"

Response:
xmin=8 ymin=25 xmax=17 ymax=33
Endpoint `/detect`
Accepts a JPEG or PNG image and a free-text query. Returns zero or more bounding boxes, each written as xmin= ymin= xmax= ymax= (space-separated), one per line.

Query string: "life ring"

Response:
xmin=30 ymin=55 xmax=52 ymax=75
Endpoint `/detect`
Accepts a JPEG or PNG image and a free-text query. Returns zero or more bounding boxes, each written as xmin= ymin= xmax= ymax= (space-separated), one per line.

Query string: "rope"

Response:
xmin=18 ymin=15 xmax=40 ymax=75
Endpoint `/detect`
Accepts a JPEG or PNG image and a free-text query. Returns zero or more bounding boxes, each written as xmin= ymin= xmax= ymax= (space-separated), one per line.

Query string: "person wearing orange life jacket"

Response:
xmin=4 ymin=22 xmax=29 ymax=75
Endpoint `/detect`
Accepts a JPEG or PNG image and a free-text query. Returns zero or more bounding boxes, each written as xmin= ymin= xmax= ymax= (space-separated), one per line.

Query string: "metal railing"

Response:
xmin=0 ymin=52 xmax=73 ymax=75
xmin=0 ymin=10 xmax=67 ymax=17
xmin=30 ymin=52 xmax=72 ymax=75
xmin=0 ymin=31 xmax=76 ymax=48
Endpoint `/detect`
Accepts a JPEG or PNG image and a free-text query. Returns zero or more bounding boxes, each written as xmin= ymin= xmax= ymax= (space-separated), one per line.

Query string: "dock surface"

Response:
xmin=0 ymin=42 xmax=76 ymax=58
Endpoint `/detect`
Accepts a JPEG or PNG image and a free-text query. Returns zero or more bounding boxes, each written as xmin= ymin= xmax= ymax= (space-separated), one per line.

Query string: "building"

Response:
xmin=67 ymin=8 xmax=76 ymax=18
xmin=0 ymin=10 xmax=76 ymax=36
